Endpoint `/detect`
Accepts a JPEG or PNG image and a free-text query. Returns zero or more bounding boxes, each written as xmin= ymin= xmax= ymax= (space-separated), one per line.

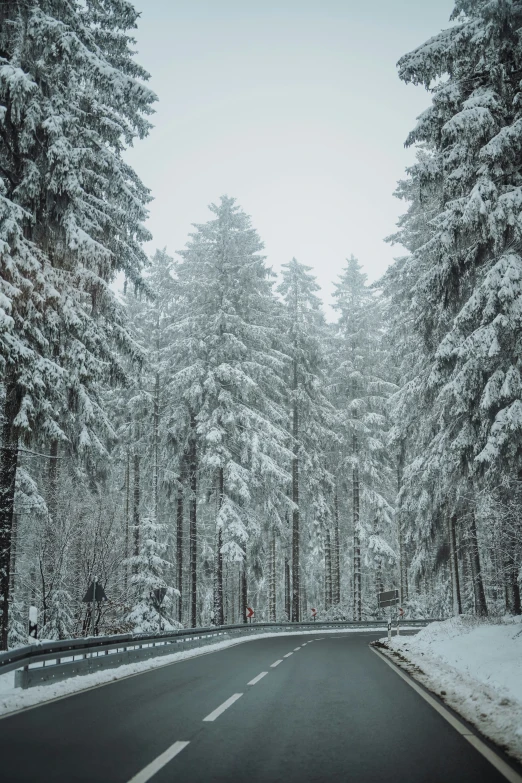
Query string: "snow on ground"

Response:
xmin=0 ymin=626 xmax=415 ymax=718
xmin=376 ymin=615 xmax=522 ymax=763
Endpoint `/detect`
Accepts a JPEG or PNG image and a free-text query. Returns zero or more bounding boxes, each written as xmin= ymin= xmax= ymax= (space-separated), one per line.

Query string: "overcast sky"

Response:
xmin=125 ymin=0 xmax=455 ymax=315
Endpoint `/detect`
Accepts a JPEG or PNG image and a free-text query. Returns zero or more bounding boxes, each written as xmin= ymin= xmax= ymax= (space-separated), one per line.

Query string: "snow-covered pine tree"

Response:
xmin=382 ymin=150 xmax=444 ymax=609
xmin=277 ymin=258 xmax=336 ymax=622
xmin=173 ymin=196 xmax=290 ymax=627
xmin=107 ymin=248 xmax=183 ymax=624
xmin=0 ymin=1 xmax=155 ymax=647
xmin=332 ymin=256 xmax=395 ymax=620
xmin=394 ymin=0 xmax=522 ymax=615
xmin=126 ymin=514 xmax=178 ymax=634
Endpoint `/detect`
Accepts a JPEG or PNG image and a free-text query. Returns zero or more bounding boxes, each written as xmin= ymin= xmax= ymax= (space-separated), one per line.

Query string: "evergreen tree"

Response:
xmin=0 ymin=0 xmax=155 ymax=647
xmin=277 ymin=258 xmax=335 ymax=621
xmin=390 ymin=0 xmax=522 ymax=616
xmin=173 ymin=196 xmax=290 ymax=626
xmin=332 ymin=256 xmax=395 ymax=620
xmin=126 ymin=514 xmax=178 ymax=634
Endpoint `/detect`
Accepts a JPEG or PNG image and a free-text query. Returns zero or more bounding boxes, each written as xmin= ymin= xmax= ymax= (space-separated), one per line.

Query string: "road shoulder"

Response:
xmin=370 ymin=639 xmax=522 ymax=782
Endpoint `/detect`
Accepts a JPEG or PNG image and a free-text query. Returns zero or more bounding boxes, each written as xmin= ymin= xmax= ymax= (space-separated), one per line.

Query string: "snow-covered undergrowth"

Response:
xmin=0 ymin=626 xmax=404 ymax=717
xmin=375 ymin=616 xmax=522 ymax=763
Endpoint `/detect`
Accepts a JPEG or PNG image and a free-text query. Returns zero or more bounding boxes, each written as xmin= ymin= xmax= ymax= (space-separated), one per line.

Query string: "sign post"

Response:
xmin=82 ymin=578 xmax=108 ymax=637
xmin=311 ymin=608 xmax=317 ymax=621
xmin=378 ymin=589 xmax=399 ymax=638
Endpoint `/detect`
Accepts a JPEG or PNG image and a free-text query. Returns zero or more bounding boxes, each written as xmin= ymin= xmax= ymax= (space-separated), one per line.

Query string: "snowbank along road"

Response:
xmin=0 ymin=631 xmax=519 ymax=782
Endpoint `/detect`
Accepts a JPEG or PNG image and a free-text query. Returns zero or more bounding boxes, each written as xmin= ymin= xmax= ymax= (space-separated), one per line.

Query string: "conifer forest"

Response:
xmin=1 ymin=0 xmax=522 ymax=651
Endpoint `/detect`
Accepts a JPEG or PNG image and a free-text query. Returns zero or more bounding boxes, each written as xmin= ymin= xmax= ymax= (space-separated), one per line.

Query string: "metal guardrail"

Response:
xmin=0 ymin=619 xmax=437 ymax=689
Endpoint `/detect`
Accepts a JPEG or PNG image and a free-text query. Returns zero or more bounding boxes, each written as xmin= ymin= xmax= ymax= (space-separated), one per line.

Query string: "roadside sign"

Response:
xmin=378 ymin=589 xmax=399 ymax=608
xmin=311 ymin=608 xmax=317 ymax=620
xmin=246 ymin=607 xmax=254 ymax=619
xmin=82 ymin=581 xmax=108 ymax=603
xmin=398 ymin=607 xmax=405 ymax=617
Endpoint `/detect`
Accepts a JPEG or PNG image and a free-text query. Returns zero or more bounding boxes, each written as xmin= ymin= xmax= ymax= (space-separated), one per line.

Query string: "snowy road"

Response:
xmin=0 ymin=632 xmax=513 ymax=782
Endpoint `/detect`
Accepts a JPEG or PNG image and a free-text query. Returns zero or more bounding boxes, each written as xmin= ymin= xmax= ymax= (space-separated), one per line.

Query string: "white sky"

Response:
xmin=125 ymin=0 xmax=455 ymax=315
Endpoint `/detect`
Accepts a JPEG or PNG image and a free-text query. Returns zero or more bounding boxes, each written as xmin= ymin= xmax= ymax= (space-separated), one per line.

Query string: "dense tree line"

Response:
xmin=1 ymin=0 xmax=521 ymax=648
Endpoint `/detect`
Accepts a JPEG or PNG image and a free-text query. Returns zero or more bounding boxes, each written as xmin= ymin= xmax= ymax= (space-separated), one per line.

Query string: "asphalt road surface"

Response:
xmin=0 ymin=631 xmax=515 ymax=782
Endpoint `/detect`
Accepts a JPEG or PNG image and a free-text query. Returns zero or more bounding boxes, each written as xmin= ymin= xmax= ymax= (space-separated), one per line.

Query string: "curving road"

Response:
xmin=0 ymin=632 xmax=515 ymax=782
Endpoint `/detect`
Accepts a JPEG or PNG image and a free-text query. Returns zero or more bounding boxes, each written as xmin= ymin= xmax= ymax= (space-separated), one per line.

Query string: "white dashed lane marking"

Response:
xmin=247 ymin=672 xmax=268 ymax=686
xmin=203 ymin=693 xmax=243 ymax=722
xmin=270 ymin=659 xmax=283 ymax=668
xmin=126 ymin=741 xmax=190 ymax=783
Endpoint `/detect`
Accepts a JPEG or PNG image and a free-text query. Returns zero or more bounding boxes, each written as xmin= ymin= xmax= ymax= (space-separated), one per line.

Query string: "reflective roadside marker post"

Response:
xmin=29 ymin=606 xmax=38 ymax=640
xmin=387 ymin=619 xmax=392 ymax=641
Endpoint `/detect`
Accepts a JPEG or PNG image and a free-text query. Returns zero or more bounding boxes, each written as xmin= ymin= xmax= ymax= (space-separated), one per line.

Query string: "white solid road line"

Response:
xmin=270 ymin=659 xmax=283 ymax=668
xmin=126 ymin=741 xmax=190 ymax=783
xmin=203 ymin=693 xmax=243 ymax=722
xmin=371 ymin=647 xmax=522 ymax=783
xmin=248 ymin=672 xmax=268 ymax=685
xmin=283 ymin=652 xmax=293 ymax=658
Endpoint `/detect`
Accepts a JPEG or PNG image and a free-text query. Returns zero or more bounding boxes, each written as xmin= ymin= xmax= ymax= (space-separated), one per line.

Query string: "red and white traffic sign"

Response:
xmin=311 ymin=608 xmax=317 ymax=617
xmin=398 ymin=607 xmax=405 ymax=617
xmin=246 ymin=607 xmax=254 ymax=619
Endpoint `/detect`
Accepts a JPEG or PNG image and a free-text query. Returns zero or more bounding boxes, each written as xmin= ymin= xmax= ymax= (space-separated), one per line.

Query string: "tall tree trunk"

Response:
xmin=284 ymin=556 xmax=291 ymax=620
xmin=189 ymin=414 xmax=198 ymax=628
xmin=213 ymin=467 xmax=224 ymax=626
xmin=301 ymin=582 xmax=307 ymax=617
xmin=375 ymin=518 xmax=384 ymax=599
xmin=9 ymin=513 xmax=18 ymax=597
xmin=269 ymin=533 xmax=276 ymax=622
xmin=333 ymin=489 xmax=341 ymax=605
xmin=512 ymin=571 xmax=521 ymax=615
xmin=353 ymin=435 xmax=361 ymax=621
xmin=0 ymin=379 xmax=21 ymax=650
xmin=241 ymin=556 xmax=248 ymax=623
xmin=397 ymin=439 xmax=408 ymax=604
xmin=505 ymin=547 xmax=521 ymax=615
xmin=45 ymin=439 xmax=59 ymax=595
xmin=124 ymin=450 xmax=130 ymax=595
xmin=469 ymin=508 xmax=488 ymax=617
xmin=238 ymin=565 xmax=242 ymax=623
xmin=224 ymin=563 xmax=229 ymax=625
xmin=48 ymin=440 xmax=59 ymax=522
xmin=132 ymin=454 xmax=140 ymax=567
xmin=325 ymin=528 xmax=332 ymax=611
xmin=449 ymin=513 xmax=462 ymax=615
xmin=291 ymin=358 xmax=300 ymax=622
xmin=152 ymin=371 xmax=160 ymax=523
xmin=177 ymin=477 xmax=183 ymax=625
